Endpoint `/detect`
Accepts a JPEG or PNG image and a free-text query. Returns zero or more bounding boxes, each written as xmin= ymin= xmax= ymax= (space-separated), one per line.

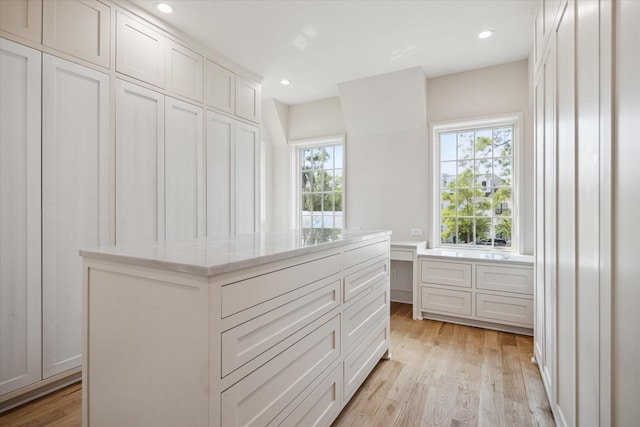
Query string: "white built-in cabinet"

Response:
xmin=115 ymin=80 xmax=165 ymax=244
xmin=234 ymin=76 xmax=261 ymax=123
xmin=116 ymin=11 xmax=206 ymax=103
xmin=418 ymin=254 xmax=534 ymax=333
xmin=530 ymin=0 xmax=639 ymax=425
xmin=0 ymin=38 xmax=42 ymax=396
xmin=205 ymin=111 xmax=260 ymax=236
xmin=234 ymin=122 xmax=260 ymax=233
xmin=206 ymin=60 xmax=261 ymax=124
xmin=1 ymin=0 xmax=262 ymax=408
xmin=0 ymin=39 xmax=109 ymax=398
xmin=165 ymin=40 xmax=203 ymax=103
xmin=165 ymin=97 xmax=204 ymax=240
xmin=206 ymin=61 xmax=235 ymax=115
xmin=206 ymin=111 xmax=234 ymax=236
xmin=116 ymin=12 xmax=165 ymax=87
xmin=0 ymin=0 xmax=42 ymax=43
xmin=42 ymin=0 xmax=111 ymax=68
xmin=42 ymin=55 xmax=110 ymax=378
xmin=116 ymin=81 xmax=205 ymax=243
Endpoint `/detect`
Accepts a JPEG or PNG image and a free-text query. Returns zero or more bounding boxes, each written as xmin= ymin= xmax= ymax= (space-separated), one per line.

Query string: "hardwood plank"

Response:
xmin=515 ymin=335 xmax=555 ymax=427
xmin=371 ymin=398 xmax=405 ymax=427
xmin=351 ymin=359 xmax=403 ymax=416
xmin=478 ymin=347 xmax=506 ymax=427
xmin=483 ymin=328 xmax=500 ymax=350
xmin=0 ymin=382 xmax=81 ymax=427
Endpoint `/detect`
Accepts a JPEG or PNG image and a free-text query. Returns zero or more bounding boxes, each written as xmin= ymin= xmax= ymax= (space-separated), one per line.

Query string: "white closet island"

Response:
xmin=80 ymin=229 xmax=391 ymax=427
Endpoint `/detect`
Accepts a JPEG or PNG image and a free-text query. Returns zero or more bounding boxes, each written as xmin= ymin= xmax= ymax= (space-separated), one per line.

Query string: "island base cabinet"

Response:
xmin=273 ymin=362 xmax=343 ymax=427
xmin=85 ymin=266 xmax=209 ymax=427
xmin=221 ymin=313 xmax=341 ymax=427
xmin=343 ymin=319 xmax=390 ymax=403
xmin=82 ymin=233 xmax=391 ymax=427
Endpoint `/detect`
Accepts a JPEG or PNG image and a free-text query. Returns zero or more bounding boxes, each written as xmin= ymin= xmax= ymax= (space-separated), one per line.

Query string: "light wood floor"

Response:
xmin=0 ymin=302 xmax=554 ymax=427
xmin=332 ymin=303 xmax=554 ymax=426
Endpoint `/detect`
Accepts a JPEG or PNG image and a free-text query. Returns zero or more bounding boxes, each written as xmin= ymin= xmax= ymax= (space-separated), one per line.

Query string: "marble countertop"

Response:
xmin=391 ymin=240 xmax=428 ymax=250
xmin=417 ymin=248 xmax=534 ymax=265
xmin=80 ymin=229 xmax=391 ymax=276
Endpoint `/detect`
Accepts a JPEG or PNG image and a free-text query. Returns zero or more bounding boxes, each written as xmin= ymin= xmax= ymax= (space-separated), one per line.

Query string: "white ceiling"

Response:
xmin=129 ymin=0 xmax=537 ymax=106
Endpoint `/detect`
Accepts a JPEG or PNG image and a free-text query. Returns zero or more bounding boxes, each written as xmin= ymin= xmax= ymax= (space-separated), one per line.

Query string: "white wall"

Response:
xmin=427 ymin=60 xmax=534 ymax=254
xmin=338 ymin=67 xmax=428 ymax=241
xmin=288 ymin=97 xmax=346 ymax=141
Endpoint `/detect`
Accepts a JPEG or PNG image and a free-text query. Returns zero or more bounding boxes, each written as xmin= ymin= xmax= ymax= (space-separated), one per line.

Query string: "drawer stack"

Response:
xmin=419 ymin=256 xmax=533 ymax=332
xmin=219 ymin=237 xmax=390 ymax=426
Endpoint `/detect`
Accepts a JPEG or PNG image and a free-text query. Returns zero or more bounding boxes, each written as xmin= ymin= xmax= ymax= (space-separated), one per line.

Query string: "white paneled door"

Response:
xmin=165 ymin=97 xmax=204 ymax=241
xmin=115 ymin=80 xmax=165 ymax=245
xmin=0 ymin=38 xmax=42 ymax=395
xmin=206 ymin=111 xmax=233 ymax=237
xmin=234 ymin=122 xmax=259 ymax=234
xmin=42 ymin=54 xmax=110 ymax=378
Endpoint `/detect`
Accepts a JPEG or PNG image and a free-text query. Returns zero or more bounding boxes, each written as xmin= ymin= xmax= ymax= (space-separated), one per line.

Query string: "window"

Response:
xmin=432 ymin=115 xmax=521 ymax=249
xmin=292 ymin=136 xmax=345 ymax=230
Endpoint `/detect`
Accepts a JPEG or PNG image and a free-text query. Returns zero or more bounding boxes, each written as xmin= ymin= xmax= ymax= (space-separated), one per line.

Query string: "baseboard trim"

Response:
xmin=0 ymin=369 xmax=82 ymax=413
xmin=390 ymin=289 xmax=412 ymax=304
xmin=421 ymin=312 xmax=534 ymax=336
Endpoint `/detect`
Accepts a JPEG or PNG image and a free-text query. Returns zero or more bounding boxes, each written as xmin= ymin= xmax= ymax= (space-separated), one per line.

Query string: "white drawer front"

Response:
xmin=390 ymin=249 xmax=413 ymax=261
xmin=222 ymin=280 xmax=340 ymax=377
xmin=221 ymin=314 xmax=341 ymax=427
xmin=344 ymin=280 xmax=389 ymax=352
xmin=476 ymin=293 xmax=533 ymax=327
xmin=343 ymin=259 xmax=388 ymax=302
xmin=476 ymin=265 xmax=533 ymax=295
xmin=420 ymin=260 xmax=472 ymax=288
xmin=344 ymin=239 xmax=389 ymax=270
xmin=221 ymin=253 xmax=341 ymax=317
xmin=277 ymin=363 xmax=342 ymax=427
xmin=343 ymin=319 xmax=388 ymax=402
xmin=420 ymin=286 xmax=472 ymax=316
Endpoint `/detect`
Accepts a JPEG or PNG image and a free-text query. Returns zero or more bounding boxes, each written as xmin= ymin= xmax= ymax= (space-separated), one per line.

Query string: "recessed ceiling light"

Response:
xmin=478 ymin=30 xmax=494 ymax=39
xmin=157 ymin=3 xmax=173 ymax=14
xmin=280 ymin=79 xmax=291 ymax=86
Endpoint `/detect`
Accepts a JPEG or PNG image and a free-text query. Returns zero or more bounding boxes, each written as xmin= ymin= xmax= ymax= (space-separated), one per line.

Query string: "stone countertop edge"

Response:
xmin=417 ymin=248 xmax=534 ymax=265
xmin=80 ymin=230 xmax=392 ymax=277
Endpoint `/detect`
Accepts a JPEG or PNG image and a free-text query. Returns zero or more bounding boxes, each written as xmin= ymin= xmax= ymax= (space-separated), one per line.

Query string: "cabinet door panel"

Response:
xmin=235 ymin=76 xmax=260 ymax=123
xmin=42 ymin=54 xmax=109 ymax=378
xmin=206 ymin=111 xmax=233 ymax=236
xmin=0 ymin=0 xmax=42 ymax=43
xmin=234 ymin=122 xmax=259 ymax=234
xmin=115 ymin=80 xmax=165 ymax=244
xmin=116 ymin=12 xmax=164 ymax=87
xmin=165 ymin=39 xmax=202 ymax=102
xmin=206 ymin=60 xmax=235 ymax=114
xmin=0 ymin=38 xmax=42 ymax=395
xmin=165 ymin=97 xmax=203 ymax=240
xmin=42 ymin=0 xmax=110 ymax=67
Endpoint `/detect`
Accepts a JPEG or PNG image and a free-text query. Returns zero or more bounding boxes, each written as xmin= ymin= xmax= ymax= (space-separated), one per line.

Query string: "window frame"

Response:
xmin=431 ymin=114 xmax=523 ymax=252
xmin=290 ymin=135 xmax=346 ymax=230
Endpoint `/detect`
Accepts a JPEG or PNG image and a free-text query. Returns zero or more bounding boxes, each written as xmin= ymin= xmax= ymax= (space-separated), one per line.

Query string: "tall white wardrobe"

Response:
xmin=0 ymin=38 xmax=109 ymax=397
xmin=533 ymin=0 xmax=640 ymax=425
xmin=0 ymin=0 xmax=262 ymax=409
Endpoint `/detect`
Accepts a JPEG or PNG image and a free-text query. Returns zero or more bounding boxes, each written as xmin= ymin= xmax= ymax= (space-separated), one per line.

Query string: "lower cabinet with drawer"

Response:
xmin=82 ymin=231 xmax=390 ymax=427
xmin=417 ymin=254 xmax=534 ymax=334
